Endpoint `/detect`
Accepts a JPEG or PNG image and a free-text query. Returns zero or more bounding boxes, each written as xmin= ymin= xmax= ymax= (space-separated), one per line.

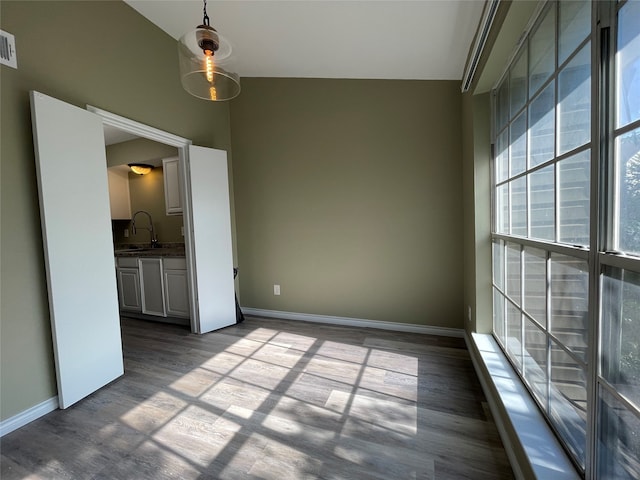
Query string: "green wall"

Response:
xmin=461 ymin=0 xmax=539 ymax=335
xmin=0 ymin=1 xmax=232 ymax=421
xmin=461 ymin=92 xmax=492 ymax=335
xmin=230 ymin=78 xmax=464 ymax=328
xmin=462 ymin=91 xmax=477 ymax=332
xmin=111 ymin=168 xmax=185 ymax=245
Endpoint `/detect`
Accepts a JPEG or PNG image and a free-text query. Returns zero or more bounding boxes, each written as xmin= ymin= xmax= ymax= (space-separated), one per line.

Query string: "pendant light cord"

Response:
xmin=202 ymin=0 xmax=210 ymax=27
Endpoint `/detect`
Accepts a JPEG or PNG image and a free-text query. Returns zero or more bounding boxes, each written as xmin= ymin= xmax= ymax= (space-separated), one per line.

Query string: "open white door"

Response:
xmin=30 ymin=91 xmax=124 ymax=408
xmin=187 ymin=146 xmax=236 ymax=333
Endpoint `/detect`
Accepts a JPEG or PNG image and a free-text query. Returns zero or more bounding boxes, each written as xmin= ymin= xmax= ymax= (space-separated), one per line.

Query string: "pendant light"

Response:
xmin=178 ymin=0 xmax=240 ymax=101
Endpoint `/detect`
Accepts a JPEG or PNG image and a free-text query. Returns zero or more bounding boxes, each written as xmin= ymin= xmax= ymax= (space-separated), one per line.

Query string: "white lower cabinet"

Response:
xmin=116 ymin=256 xmax=188 ymax=320
xmin=139 ymin=258 xmax=166 ymax=317
xmin=116 ymin=267 xmax=141 ymax=312
xmin=163 ymin=257 xmax=189 ymax=318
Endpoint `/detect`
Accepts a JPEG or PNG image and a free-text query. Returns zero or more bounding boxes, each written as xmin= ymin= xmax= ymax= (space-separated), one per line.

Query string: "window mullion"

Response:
xmin=546 ymin=249 xmax=552 ymax=411
xmin=586 ymin=2 xmax=614 ymax=479
xmin=521 ymin=244 xmax=526 ymax=373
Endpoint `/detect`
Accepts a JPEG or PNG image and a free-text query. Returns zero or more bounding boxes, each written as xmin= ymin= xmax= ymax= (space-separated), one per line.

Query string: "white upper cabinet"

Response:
xmin=107 ymin=166 xmax=132 ymax=220
xmin=163 ymin=156 xmax=182 ymax=215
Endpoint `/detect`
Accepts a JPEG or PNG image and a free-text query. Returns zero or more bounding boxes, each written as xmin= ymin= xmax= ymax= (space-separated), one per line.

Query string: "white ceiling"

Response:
xmin=124 ymin=0 xmax=485 ymax=80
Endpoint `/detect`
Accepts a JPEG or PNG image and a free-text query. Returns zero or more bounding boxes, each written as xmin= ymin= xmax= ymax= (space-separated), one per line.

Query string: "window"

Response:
xmin=491 ymin=1 xmax=640 ymax=478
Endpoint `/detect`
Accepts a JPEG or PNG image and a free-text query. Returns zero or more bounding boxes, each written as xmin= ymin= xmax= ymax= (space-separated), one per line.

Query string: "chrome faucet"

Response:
xmin=131 ymin=210 xmax=158 ymax=248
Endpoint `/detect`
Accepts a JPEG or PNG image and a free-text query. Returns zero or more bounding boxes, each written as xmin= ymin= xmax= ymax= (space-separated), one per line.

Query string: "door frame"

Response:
xmin=86 ymin=106 xmax=201 ymax=333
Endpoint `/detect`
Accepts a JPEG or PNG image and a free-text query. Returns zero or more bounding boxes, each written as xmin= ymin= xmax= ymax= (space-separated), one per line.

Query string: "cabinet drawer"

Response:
xmin=117 ymin=257 xmax=138 ymax=268
xmin=163 ymin=257 xmax=186 ymax=270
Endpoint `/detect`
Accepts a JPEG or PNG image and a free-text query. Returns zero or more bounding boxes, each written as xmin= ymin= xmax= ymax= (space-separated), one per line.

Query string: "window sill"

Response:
xmin=466 ymin=332 xmax=581 ymax=480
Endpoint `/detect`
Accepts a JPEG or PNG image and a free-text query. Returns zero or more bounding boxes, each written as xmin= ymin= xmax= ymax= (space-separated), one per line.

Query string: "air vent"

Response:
xmin=0 ymin=30 xmax=17 ymax=69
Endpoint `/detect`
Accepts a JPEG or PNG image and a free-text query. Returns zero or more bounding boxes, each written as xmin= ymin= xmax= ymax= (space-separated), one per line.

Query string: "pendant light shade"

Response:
xmin=178 ymin=1 xmax=240 ymax=101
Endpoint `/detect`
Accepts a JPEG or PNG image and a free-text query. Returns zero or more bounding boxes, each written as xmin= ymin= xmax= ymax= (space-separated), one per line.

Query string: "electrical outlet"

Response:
xmin=124 ymin=228 xmax=129 ymax=238
xmin=468 ymin=305 xmax=472 ymax=322
xmin=274 ymin=284 xmax=280 ymax=295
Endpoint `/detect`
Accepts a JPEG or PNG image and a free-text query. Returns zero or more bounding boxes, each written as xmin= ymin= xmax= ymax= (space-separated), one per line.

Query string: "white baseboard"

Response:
xmin=241 ymin=307 xmax=464 ymax=338
xmin=0 ymin=396 xmax=58 ymax=437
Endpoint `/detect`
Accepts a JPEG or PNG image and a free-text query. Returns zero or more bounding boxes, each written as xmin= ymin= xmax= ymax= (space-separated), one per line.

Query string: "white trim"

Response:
xmin=85 ymin=105 xmax=201 ymax=334
xmin=241 ymin=308 xmax=464 ymax=338
xmin=491 ymin=0 xmax=547 ymax=92
xmin=86 ymin=105 xmax=191 ymax=148
xmin=465 ymin=332 xmax=526 ymax=480
xmin=465 ymin=332 xmax=580 ymax=480
xmin=0 ymin=396 xmax=58 ymax=437
xmin=461 ymin=0 xmax=500 ymax=93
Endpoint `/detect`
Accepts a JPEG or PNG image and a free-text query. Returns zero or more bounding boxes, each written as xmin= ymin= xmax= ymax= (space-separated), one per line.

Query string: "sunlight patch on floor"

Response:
xmin=199 ymin=351 xmax=247 ymax=376
xmin=129 ymin=439 xmax=202 ymax=477
xmin=361 ymin=365 xmax=418 ymax=401
xmin=249 ymin=341 xmax=305 ymax=368
xmin=270 ymin=331 xmax=317 ymax=351
xmin=367 ymin=349 xmax=419 ymax=375
xmin=230 ymin=358 xmax=291 ymax=390
xmin=248 ymin=435 xmax=323 ymax=479
xmin=151 ymin=405 xmax=227 ymax=467
xmin=326 ymin=389 xmax=418 ymax=436
xmin=305 ymin=356 xmax=364 ymax=384
xmin=169 ymin=366 xmax=223 ymax=397
xmin=119 ymin=391 xmax=187 ymax=434
xmin=316 ymin=340 xmax=370 ymax=363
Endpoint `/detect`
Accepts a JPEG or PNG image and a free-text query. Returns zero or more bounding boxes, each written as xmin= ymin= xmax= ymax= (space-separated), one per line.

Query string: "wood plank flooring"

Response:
xmin=1 ymin=316 xmax=514 ymax=479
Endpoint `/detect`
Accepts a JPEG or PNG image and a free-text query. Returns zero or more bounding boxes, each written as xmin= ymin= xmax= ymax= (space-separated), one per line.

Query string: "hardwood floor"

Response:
xmin=1 ymin=317 xmax=514 ymax=479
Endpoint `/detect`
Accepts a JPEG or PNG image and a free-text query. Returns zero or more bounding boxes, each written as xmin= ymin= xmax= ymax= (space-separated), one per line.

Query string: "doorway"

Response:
xmin=103 ymin=124 xmax=190 ymax=329
xmin=31 ymin=91 xmax=236 ymax=408
xmin=87 ymin=105 xmax=238 ymax=336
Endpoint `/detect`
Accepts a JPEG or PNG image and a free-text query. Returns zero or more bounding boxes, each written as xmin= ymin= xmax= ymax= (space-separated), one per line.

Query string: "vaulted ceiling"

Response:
xmin=124 ymin=0 xmax=485 ymax=81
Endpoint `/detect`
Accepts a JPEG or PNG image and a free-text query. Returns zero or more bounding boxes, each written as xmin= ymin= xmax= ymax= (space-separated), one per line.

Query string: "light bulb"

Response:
xmin=204 ymin=50 xmax=214 ymax=83
xmin=210 ymin=86 xmax=217 ymax=101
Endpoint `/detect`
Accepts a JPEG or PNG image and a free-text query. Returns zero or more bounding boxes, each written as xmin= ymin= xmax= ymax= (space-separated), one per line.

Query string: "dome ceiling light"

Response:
xmin=178 ymin=0 xmax=240 ymax=102
xmin=128 ymin=163 xmax=153 ymax=175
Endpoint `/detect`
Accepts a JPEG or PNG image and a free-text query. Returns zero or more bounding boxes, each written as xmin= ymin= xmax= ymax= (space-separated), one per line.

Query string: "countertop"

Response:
xmin=114 ymin=245 xmax=185 ymax=257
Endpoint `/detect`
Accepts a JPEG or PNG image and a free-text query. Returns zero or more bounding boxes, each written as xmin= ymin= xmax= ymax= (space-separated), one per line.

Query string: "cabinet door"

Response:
xmin=117 ymin=268 xmax=141 ymax=311
xmin=163 ymin=156 xmax=182 ymax=215
xmin=139 ymin=258 xmax=166 ymax=317
xmin=107 ymin=167 xmax=132 ymax=220
xmin=164 ymin=269 xmax=189 ymax=318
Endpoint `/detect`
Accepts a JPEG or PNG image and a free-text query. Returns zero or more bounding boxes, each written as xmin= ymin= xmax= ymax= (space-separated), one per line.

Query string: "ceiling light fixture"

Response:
xmin=128 ymin=163 xmax=153 ymax=175
xmin=178 ymin=0 xmax=240 ymax=102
